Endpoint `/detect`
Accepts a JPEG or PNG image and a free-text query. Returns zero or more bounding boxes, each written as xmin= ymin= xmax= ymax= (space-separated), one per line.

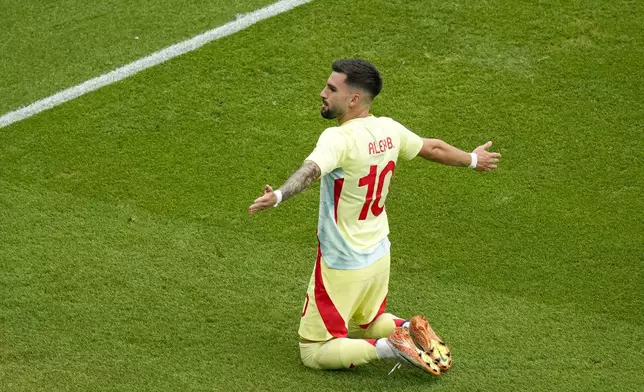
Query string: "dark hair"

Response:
xmin=332 ymin=59 xmax=382 ymax=99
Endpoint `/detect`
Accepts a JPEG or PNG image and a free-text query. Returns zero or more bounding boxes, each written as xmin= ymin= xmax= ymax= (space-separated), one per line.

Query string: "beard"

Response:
xmin=320 ymin=105 xmax=341 ymax=119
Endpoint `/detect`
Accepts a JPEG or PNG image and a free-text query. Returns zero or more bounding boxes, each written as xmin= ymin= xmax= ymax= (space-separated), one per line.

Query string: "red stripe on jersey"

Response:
xmin=314 ymin=243 xmax=348 ymax=338
xmin=333 ymin=178 xmax=344 ymax=223
xmin=359 ymin=296 xmax=387 ymax=329
xmin=364 ymin=338 xmax=377 ymax=347
xmin=301 ymin=293 xmax=309 ymax=317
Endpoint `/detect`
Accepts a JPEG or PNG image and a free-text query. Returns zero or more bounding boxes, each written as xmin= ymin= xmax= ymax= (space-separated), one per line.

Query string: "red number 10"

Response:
xmin=358 ymin=160 xmax=396 ymax=220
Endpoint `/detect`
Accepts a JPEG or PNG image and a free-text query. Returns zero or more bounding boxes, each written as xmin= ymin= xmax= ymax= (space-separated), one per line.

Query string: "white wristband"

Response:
xmin=273 ymin=189 xmax=283 ymax=207
xmin=468 ymin=152 xmax=478 ymax=169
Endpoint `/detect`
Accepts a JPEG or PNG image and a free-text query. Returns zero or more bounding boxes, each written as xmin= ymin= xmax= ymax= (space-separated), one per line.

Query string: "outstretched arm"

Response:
xmin=418 ymin=139 xmax=501 ymax=172
xmin=248 ymin=160 xmax=321 ymax=215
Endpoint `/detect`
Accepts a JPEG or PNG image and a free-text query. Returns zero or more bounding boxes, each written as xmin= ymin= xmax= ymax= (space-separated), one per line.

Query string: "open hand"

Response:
xmin=473 ymin=141 xmax=502 ymax=172
xmin=249 ymin=185 xmax=278 ymax=215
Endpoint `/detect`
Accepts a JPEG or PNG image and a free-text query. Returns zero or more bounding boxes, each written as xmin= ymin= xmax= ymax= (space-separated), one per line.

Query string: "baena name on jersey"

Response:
xmin=368 ymin=137 xmax=394 ymax=155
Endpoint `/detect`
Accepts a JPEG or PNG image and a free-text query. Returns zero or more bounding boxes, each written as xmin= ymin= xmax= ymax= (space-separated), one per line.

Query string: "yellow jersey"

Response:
xmin=305 ymin=115 xmax=423 ymax=270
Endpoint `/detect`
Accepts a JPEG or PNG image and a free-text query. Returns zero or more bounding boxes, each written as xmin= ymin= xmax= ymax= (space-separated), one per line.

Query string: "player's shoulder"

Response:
xmin=372 ymin=115 xmax=404 ymax=128
xmin=321 ymin=125 xmax=343 ymax=134
xmin=374 ymin=115 xmax=394 ymax=122
xmin=315 ymin=126 xmax=352 ymax=150
xmin=318 ymin=125 xmax=347 ymax=140
xmin=370 ymin=116 xmax=409 ymax=136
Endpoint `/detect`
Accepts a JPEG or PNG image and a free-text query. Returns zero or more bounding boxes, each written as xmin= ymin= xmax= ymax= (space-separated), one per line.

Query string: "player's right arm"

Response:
xmin=248 ymin=127 xmax=345 ymax=216
xmin=418 ymin=139 xmax=501 ymax=172
xmin=279 ymin=160 xmax=321 ymax=202
xmin=248 ymin=161 xmax=321 ymax=216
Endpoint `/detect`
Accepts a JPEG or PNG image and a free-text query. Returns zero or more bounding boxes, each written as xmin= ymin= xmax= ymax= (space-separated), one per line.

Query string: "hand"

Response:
xmin=473 ymin=141 xmax=502 ymax=172
xmin=249 ymin=184 xmax=278 ymax=215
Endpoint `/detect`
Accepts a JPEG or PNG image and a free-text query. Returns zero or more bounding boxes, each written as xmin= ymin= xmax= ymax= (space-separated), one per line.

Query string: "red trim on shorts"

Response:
xmin=314 ymin=243 xmax=348 ymax=338
xmin=359 ymin=296 xmax=387 ymax=329
xmin=394 ymin=318 xmax=406 ymax=327
xmin=333 ymin=178 xmax=344 ymax=223
xmin=364 ymin=338 xmax=377 ymax=347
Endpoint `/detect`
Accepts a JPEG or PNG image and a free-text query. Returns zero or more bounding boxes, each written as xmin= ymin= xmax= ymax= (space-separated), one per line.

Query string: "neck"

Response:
xmin=338 ymin=105 xmax=371 ymax=125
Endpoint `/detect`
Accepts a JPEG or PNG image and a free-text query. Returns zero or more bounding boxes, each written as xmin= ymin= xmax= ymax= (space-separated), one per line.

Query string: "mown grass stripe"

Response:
xmin=0 ymin=0 xmax=312 ymax=129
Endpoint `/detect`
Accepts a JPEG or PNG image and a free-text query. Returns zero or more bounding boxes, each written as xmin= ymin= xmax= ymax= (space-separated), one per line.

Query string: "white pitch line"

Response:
xmin=0 ymin=0 xmax=312 ymax=129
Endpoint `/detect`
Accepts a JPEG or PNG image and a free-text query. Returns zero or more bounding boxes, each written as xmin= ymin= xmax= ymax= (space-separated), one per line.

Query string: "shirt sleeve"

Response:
xmin=397 ymin=121 xmax=424 ymax=161
xmin=305 ymin=127 xmax=348 ymax=176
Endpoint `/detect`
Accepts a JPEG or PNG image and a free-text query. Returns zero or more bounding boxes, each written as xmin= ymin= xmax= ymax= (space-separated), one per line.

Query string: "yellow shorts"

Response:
xmin=298 ymin=245 xmax=390 ymax=342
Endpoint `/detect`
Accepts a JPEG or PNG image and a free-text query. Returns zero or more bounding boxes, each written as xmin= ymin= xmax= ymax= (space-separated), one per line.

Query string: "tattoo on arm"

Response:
xmin=279 ymin=161 xmax=321 ymax=202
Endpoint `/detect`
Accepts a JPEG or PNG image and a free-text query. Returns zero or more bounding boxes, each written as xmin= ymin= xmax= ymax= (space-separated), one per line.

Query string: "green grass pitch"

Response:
xmin=1 ymin=0 xmax=643 ymax=391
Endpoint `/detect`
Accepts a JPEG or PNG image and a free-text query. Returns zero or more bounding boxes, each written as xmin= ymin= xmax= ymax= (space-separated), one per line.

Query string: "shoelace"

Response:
xmin=388 ymin=349 xmax=437 ymax=375
xmin=387 ymin=362 xmax=402 ymax=376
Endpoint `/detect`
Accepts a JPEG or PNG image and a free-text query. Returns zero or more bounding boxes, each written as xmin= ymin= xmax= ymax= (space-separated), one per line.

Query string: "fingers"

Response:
xmin=476 ymin=163 xmax=498 ymax=172
xmin=254 ymin=184 xmax=275 ymax=203
xmin=474 ymin=153 xmax=500 ymax=172
xmin=474 ymin=141 xmax=495 ymax=154
xmin=478 ymin=155 xmax=499 ymax=164
xmin=474 ymin=144 xmax=502 ymax=172
xmin=249 ymin=198 xmax=271 ymax=215
xmin=249 ymin=185 xmax=277 ymax=215
xmin=253 ymin=194 xmax=269 ymax=203
xmin=251 ymin=194 xmax=271 ymax=206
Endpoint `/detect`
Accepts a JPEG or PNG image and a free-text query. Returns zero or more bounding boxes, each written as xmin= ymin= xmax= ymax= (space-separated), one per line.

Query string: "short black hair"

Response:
xmin=332 ymin=59 xmax=382 ymax=99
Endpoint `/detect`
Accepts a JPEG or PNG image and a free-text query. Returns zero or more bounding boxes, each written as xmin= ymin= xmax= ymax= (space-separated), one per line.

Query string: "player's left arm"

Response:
xmin=248 ymin=160 xmax=321 ymax=215
xmin=418 ymin=139 xmax=501 ymax=172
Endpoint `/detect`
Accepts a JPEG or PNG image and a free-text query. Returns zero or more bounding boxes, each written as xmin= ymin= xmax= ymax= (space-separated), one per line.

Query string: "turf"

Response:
xmin=1 ymin=0 xmax=643 ymax=391
xmin=0 ymin=0 xmax=276 ymax=113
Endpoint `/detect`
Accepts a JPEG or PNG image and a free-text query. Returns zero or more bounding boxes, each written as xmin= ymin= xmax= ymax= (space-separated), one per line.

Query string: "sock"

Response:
xmin=375 ymin=338 xmax=396 ymax=359
xmin=299 ymin=338 xmax=379 ymax=370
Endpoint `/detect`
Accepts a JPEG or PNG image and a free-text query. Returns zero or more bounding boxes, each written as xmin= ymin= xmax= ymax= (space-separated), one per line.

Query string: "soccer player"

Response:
xmin=249 ymin=59 xmax=501 ymax=375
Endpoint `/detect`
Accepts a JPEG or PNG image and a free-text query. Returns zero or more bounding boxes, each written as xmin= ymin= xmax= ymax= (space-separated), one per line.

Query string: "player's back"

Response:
xmin=306 ymin=115 xmax=423 ymax=270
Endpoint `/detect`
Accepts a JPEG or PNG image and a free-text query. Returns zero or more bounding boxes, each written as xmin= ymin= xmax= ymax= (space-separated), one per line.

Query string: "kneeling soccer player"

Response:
xmin=249 ymin=58 xmax=500 ymax=375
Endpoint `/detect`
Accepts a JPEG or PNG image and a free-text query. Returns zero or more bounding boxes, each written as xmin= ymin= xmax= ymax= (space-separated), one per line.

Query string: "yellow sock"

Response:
xmin=299 ymin=338 xmax=379 ymax=370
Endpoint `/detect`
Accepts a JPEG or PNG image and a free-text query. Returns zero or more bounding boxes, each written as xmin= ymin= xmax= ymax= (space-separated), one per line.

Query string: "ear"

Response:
xmin=348 ymin=92 xmax=361 ymax=107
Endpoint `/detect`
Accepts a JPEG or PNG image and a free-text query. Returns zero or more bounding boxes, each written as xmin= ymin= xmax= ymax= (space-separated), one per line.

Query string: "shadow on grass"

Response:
xmin=252 ymin=317 xmax=449 ymax=391
xmin=299 ymin=361 xmax=448 ymax=391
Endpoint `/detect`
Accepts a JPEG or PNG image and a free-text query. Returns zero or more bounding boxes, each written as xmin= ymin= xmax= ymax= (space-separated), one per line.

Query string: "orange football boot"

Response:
xmin=386 ymin=327 xmax=441 ymax=376
xmin=409 ymin=316 xmax=452 ymax=371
